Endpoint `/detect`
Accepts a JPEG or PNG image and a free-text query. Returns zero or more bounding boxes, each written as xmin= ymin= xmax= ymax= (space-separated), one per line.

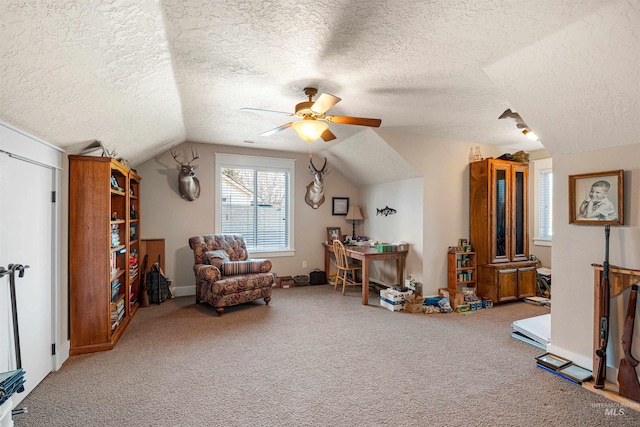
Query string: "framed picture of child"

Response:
xmin=569 ymin=170 xmax=624 ymax=225
xmin=327 ymin=227 xmax=342 ymax=244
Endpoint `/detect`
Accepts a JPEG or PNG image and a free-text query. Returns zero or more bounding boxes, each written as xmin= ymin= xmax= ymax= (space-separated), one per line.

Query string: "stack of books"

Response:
xmin=535 ymin=352 xmax=593 ymax=384
xmin=129 ymin=264 xmax=138 ymax=281
xmin=111 ymin=279 xmax=121 ymax=303
xmin=110 ymin=297 xmax=125 ymax=331
xmin=111 ymin=224 xmax=120 ymax=248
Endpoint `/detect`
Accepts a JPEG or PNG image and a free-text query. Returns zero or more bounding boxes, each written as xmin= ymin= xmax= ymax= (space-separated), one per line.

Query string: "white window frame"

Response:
xmin=214 ymin=153 xmax=295 ymax=257
xmin=533 ymin=157 xmax=552 ymax=247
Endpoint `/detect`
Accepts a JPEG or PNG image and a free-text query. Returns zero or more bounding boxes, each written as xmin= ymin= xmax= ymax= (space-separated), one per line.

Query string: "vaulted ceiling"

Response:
xmin=1 ymin=1 xmax=637 ymax=167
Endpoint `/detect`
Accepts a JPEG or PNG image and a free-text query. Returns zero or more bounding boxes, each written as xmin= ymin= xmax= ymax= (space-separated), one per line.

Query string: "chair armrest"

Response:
xmin=194 ymin=263 xmax=222 ymax=283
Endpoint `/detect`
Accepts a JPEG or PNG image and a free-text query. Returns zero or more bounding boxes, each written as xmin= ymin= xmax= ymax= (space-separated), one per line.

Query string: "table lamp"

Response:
xmin=345 ymin=206 xmax=364 ymax=241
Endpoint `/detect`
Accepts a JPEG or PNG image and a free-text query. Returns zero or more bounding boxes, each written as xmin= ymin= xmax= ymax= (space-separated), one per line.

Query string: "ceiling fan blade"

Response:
xmin=310 ymin=93 xmax=341 ymax=115
xmin=320 ymin=129 xmax=336 ymax=142
xmin=241 ymin=108 xmax=293 ymax=116
xmin=259 ymin=122 xmax=293 ymax=136
xmin=325 ymin=115 xmax=382 ymax=127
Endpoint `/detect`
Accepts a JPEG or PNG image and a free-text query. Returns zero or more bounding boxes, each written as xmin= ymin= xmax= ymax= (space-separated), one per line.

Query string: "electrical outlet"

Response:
xmin=302 ymin=261 xmax=307 ymax=268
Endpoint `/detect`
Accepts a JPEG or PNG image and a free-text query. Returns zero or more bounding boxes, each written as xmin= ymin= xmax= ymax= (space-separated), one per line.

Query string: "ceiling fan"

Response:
xmin=241 ymin=87 xmax=382 ymax=142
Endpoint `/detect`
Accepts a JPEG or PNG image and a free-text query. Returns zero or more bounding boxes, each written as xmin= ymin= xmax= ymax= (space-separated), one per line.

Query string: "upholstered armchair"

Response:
xmin=188 ymin=234 xmax=274 ymax=315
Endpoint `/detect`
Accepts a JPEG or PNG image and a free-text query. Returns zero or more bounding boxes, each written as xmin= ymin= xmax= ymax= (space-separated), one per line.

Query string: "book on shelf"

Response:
xmin=110 ymin=252 xmax=117 ymax=276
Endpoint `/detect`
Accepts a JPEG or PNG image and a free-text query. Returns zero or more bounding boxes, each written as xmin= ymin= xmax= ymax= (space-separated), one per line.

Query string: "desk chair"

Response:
xmin=333 ymin=240 xmax=362 ymax=295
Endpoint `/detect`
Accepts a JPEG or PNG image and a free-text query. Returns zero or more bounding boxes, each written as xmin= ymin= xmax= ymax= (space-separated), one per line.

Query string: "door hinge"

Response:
xmin=51 ymin=191 xmax=56 ymax=203
xmin=51 ymin=343 xmax=56 ymax=355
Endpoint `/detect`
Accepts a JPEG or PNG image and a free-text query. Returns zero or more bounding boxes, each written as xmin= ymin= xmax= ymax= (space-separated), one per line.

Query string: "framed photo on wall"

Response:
xmin=327 ymin=227 xmax=342 ymax=244
xmin=332 ymin=197 xmax=349 ymax=215
xmin=569 ymin=170 xmax=624 ymax=225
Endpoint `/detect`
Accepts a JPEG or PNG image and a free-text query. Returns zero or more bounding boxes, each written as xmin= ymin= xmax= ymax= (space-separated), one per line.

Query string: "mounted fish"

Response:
xmin=376 ymin=206 xmax=397 ymax=216
xmin=305 ymin=156 xmax=328 ymax=209
xmin=171 ymin=148 xmax=201 ymax=201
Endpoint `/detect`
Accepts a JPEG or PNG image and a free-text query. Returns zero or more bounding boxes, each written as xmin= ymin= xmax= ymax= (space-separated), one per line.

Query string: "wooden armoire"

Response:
xmin=469 ymin=159 xmax=537 ymax=303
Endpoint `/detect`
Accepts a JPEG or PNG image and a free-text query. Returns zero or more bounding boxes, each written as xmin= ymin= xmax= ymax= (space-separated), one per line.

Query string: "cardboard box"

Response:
xmin=380 ymin=288 xmax=413 ymax=302
xmin=379 ymin=288 xmax=413 ymax=311
xmin=380 ymin=298 xmax=404 ymax=311
xmin=438 ymin=288 xmax=465 ymax=308
xmin=280 ymin=276 xmax=294 ymax=288
xmin=404 ymin=294 xmax=425 ymax=313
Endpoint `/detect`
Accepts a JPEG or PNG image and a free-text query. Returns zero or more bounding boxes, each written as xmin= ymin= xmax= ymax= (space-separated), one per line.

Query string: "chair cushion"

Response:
xmin=221 ymin=259 xmax=272 ymax=276
xmin=204 ymin=250 xmax=229 ymax=268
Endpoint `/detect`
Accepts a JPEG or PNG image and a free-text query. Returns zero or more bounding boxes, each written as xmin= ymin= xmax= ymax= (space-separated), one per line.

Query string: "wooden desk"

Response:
xmin=323 ymin=243 xmax=408 ymax=305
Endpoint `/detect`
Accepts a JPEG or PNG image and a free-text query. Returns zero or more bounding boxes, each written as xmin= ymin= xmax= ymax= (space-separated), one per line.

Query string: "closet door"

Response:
xmin=0 ymin=152 xmax=53 ymax=405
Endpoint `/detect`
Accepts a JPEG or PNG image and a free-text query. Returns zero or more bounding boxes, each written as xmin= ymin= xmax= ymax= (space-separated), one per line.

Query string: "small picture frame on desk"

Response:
xmin=327 ymin=227 xmax=342 ymax=244
xmin=332 ymin=197 xmax=349 ymax=215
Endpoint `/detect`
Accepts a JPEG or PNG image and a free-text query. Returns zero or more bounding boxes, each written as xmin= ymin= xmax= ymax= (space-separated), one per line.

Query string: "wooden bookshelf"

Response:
xmin=69 ymin=155 xmax=141 ymax=355
xmin=447 ymin=251 xmax=477 ymax=291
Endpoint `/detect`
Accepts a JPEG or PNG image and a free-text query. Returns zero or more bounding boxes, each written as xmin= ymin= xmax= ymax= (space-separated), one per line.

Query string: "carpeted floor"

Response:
xmin=13 ymin=285 xmax=640 ymax=426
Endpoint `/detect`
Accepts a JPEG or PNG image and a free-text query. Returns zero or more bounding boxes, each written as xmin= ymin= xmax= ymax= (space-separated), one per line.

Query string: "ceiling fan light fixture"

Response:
xmin=522 ymin=129 xmax=539 ymax=141
xmin=291 ymin=120 xmax=328 ymax=143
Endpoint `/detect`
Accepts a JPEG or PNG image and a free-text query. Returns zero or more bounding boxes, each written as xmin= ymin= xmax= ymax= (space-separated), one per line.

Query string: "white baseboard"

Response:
xmin=53 ymin=340 xmax=70 ymax=371
xmin=171 ymin=285 xmax=195 ymax=297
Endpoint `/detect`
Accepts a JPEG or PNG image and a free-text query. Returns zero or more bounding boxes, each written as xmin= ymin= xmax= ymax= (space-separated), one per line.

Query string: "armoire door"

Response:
xmin=0 ymin=152 xmax=53 ymax=406
xmin=510 ymin=165 xmax=529 ymax=262
xmin=490 ymin=162 xmax=511 ymax=263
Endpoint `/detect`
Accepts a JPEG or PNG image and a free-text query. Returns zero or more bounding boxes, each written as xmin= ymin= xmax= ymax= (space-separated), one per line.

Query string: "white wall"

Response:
xmin=374 ymin=129 xmax=503 ymax=295
xmin=135 ymin=142 xmax=359 ymax=294
xmin=549 ymin=143 xmax=640 ymax=373
xmin=359 ymin=177 xmax=424 ymax=286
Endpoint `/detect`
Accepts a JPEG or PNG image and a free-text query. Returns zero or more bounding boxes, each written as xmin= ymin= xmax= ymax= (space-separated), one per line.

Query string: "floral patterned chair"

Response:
xmin=188 ymin=234 xmax=274 ymax=315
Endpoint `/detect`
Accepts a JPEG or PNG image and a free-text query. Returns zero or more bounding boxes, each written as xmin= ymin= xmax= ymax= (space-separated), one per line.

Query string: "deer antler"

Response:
xmin=171 ymin=148 xmax=199 ymax=166
xmin=170 ymin=148 xmax=183 ymax=164
xmin=186 ymin=147 xmax=199 ymax=165
xmin=308 ymin=156 xmax=327 ymax=175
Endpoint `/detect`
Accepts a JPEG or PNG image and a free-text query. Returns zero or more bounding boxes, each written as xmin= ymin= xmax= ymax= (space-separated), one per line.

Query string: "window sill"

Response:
xmin=533 ymin=238 xmax=552 ymax=247
xmin=249 ymin=250 xmax=295 ymax=258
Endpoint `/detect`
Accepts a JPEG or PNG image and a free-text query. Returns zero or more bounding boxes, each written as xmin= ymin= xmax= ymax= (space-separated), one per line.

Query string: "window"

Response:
xmin=533 ymin=158 xmax=552 ymax=246
xmin=215 ymin=153 xmax=295 ymax=256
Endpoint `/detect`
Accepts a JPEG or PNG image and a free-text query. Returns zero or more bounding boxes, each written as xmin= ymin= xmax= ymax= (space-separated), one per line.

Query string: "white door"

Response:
xmin=0 ymin=152 xmax=53 ymax=406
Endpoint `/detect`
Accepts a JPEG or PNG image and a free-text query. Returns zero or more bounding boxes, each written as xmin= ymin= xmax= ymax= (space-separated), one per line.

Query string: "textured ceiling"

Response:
xmin=1 ymin=0 xmax=635 ymax=168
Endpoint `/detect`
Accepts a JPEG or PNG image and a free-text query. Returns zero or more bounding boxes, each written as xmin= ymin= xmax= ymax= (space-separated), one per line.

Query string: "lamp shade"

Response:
xmin=291 ymin=120 xmax=328 ymax=143
xmin=345 ymin=205 xmax=364 ymax=221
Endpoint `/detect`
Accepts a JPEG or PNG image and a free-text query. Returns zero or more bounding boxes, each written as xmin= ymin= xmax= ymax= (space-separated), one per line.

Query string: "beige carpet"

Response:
xmin=14 ymin=286 xmax=640 ymax=426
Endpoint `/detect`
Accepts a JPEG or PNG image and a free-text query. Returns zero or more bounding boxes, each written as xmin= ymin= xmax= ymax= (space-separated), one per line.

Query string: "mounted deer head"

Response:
xmin=305 ymin=156 xmax=328 ymax=209
xmin=171 ymin=148 xmax=201 ymax=201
